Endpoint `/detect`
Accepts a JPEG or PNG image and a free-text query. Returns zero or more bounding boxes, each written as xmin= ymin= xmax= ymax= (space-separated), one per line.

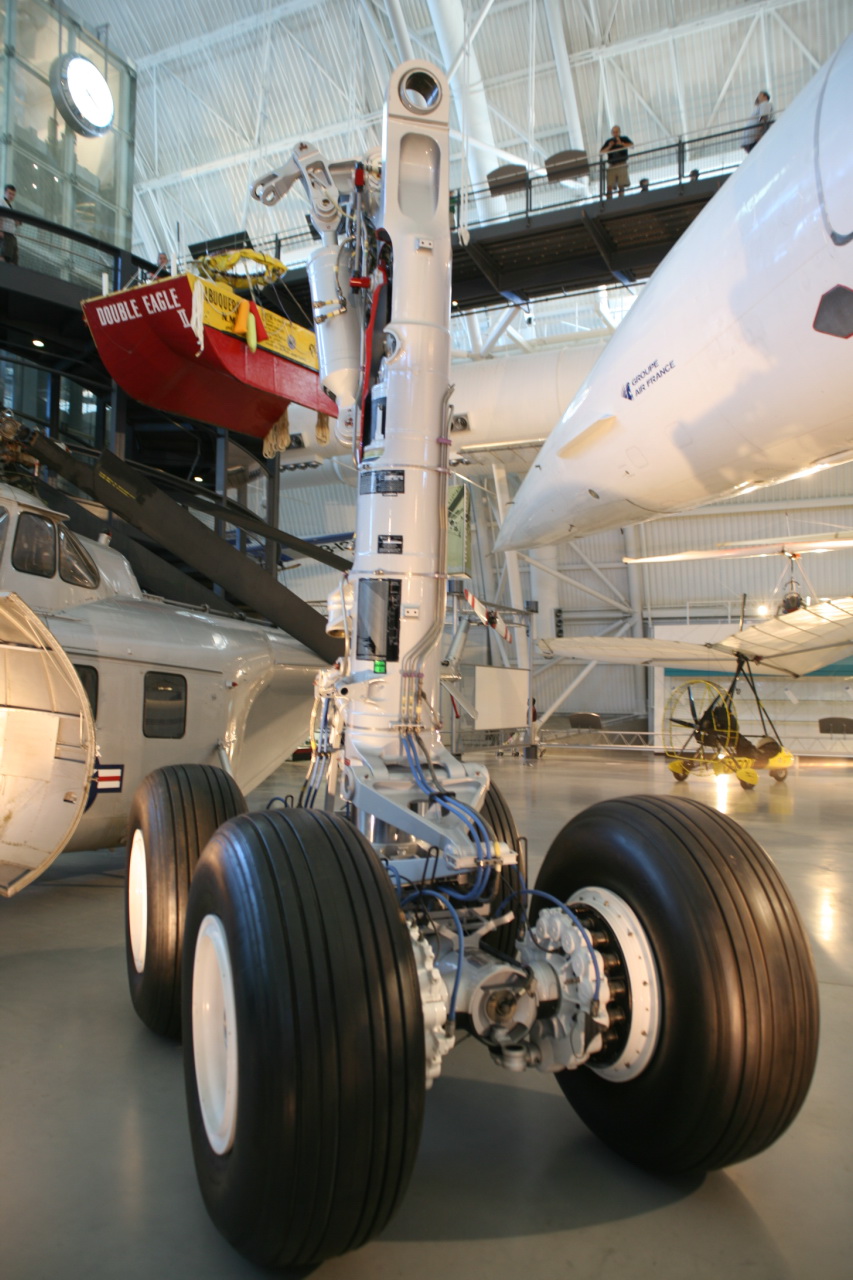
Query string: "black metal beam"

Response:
xmin=461 ymin=239 xmax=528 ymax=306
xmin=24 ymin=431 xmax=343 ymax=663
xmin=35 ymin=481 xmax=240 ymax=614
xmin=161 ymin=484 xmax=352 ymax=573
xmin=581 ymin=210 xmax=632 ymax=286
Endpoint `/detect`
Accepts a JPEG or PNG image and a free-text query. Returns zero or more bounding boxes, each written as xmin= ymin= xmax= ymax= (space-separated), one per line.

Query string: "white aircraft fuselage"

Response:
xmin=0 ymin=484 xmax=318 ymax=896
xmin=496 ymin=33 xmax=853 ymax=551
xmin=278 ymin=341 xmax=608 ymax=480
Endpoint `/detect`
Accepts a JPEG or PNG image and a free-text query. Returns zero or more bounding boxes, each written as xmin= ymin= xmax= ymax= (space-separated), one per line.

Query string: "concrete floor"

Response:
xmin=1 ymin=752 xmax=850 ymax=1279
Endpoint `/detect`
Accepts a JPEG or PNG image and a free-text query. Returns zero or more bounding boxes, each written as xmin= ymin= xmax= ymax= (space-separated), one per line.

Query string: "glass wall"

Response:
xmin=0 ymin=349 xmax=108 ymax=449
xmin=1 ymin=0 xmax=135 ymax=249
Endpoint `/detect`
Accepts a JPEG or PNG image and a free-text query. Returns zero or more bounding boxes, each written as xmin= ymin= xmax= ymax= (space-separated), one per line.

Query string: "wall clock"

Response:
xmin=50 ymin=54 xmax=114 ymax=137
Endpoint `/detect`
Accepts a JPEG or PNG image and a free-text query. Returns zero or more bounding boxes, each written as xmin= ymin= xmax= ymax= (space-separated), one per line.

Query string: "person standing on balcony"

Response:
xmin=1 ymin=185 xmax=20 ymax=264
xmin=741 ymin=91 xmax=774 ymax=153
xmin=600 ymin=126 xmax=634 ymax=198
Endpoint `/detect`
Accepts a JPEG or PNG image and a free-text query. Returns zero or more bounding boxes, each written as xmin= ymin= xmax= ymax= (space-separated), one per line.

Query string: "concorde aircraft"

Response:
xmin=495 ymin=32 xmax=853 ymax=553
xmin=0 ymin=482 xmax=321 ymax=897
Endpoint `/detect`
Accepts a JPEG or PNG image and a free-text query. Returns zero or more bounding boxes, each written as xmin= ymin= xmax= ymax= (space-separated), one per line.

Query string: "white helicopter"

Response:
xmin=114 ymin=41 xmax=853 ymax=1270
xmin=0 ymin=478 xmax=321 ymax=898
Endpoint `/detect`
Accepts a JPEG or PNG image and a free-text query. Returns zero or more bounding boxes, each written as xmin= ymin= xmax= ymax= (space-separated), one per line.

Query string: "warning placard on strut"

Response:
xmin=359 ymin=469 xmax=405 ymax=496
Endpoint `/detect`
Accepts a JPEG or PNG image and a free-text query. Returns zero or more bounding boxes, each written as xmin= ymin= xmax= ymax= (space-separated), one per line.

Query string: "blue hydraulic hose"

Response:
xmin=403 ymin=735 xmax=490 ymax=849
xmin=401 ymin=735 xmax=494 ymax=899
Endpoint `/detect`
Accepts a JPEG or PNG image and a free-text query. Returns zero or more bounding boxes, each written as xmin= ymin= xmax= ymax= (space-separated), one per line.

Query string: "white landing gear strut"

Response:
xmin=136 ymin=59 xmax=820 ymax=1271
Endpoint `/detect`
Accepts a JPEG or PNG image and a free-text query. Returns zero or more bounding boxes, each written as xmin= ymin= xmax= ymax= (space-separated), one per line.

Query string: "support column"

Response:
xmin=543 ymin=0 xmax=585 ymax=151
xmin=491 ymin=462 xmax=529 ymax=671
xmin=426 ymin=0 xmax=503 ymax=191
xmin=623 ymin=524 xmax=649 ymax=718
xmin=212 ymin=427 xmax=228 ymax=596
xmin=107 ymin=383 xmax=126 ymax=459
xmin=384 ymin=0 xmax=414 ymax=60
xmin=265 ymin=457 xmax=281 ymax=576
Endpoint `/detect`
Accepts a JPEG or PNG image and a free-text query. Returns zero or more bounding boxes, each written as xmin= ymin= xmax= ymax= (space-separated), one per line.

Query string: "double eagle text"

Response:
xmin=94 ymin=287 xmax=183 ymax=326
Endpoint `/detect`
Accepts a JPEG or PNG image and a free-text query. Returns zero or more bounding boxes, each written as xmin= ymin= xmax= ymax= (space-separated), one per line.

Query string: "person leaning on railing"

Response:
xmin=741 ymin=91 xmax=774 ymax=153
xmin=1 ymin=184 xmax=21 ymax=264
xmin=599 ymin=126 xmax=634 ymax=197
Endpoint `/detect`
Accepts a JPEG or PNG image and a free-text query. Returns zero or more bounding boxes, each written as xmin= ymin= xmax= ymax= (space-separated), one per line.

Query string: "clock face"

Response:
xmin=50 ymin=54 xmax=115 ymax=137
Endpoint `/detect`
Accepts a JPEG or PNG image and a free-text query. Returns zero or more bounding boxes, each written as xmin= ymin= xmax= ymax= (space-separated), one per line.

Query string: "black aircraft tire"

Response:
xmin=125 ymin=764 xmax=246 ymax=1039
xmin=480 ymin=781 xmax=525 ymax=957
xmin=181 ymin=809 xmax=426 ymax=1269
xmin=534 ymin=794 xmax=819 ymax=1175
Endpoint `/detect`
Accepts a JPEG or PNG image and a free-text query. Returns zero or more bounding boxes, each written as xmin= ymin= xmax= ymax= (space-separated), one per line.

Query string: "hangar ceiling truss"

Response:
xmin=65 ymin=0 xmax=851 ymax=266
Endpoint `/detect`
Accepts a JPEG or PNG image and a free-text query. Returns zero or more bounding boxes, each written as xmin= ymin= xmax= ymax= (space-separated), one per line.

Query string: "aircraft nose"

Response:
xmin=494 ymin=493 xmax=568 ymax=552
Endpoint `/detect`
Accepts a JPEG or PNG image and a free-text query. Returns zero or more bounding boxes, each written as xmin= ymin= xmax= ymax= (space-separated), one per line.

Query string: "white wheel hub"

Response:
xmin=192 ymin=913 xmax=239 ymax=1155
xmin=571 ymin=886 xmax=661 ymax=1081
xmin=128 ymin=828 xmax=148 ymax=973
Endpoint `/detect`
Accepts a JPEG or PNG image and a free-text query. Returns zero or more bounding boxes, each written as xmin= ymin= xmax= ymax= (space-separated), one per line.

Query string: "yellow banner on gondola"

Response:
xmin=185 ymin=273 xmax=319 ymax=371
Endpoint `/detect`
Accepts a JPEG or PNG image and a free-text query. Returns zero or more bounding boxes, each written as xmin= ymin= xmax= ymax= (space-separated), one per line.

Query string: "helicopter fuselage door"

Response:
xmin=0 ymin=592 xmax=95 ymax=897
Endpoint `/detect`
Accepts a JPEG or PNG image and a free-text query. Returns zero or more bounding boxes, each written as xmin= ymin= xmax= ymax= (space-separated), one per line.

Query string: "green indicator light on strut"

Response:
xmin=373 ymin=660 xmax=387 ymax=674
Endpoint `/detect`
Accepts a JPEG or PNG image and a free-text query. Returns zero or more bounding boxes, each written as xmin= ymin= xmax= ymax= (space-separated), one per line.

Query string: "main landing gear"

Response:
xmin=125 ymin=773 xmax=819 ymax=1266
xmin=123 ymin=55 xmax=819 ymax=1271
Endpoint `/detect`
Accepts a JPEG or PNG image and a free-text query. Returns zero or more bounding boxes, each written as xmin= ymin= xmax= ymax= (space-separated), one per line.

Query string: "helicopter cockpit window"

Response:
xmin=12 ymin=512 xmax=57 ymax=578
xmin=59 ymin=527 xmax=100 ymax=589
xmin=0 ymin=507 xmax=9 ymax=561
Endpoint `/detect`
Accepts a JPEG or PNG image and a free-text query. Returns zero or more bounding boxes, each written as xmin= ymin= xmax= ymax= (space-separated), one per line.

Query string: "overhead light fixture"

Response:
xmin=32 ymin=338 xmax=45 ymax=348
xmin=756 ymin=604 xmax=769 ymax=615
xmin=193 ymin=475 xmax=204 ymax=483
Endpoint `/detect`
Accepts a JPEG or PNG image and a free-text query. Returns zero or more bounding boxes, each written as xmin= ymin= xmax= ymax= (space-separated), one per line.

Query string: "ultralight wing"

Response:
xmin=539 ymin=635 xmax=741 ymax=669
xmin=624 ymin=532 xmax=853 ymax=564
xmin=540 ymin=596 xmax=853 ymax=678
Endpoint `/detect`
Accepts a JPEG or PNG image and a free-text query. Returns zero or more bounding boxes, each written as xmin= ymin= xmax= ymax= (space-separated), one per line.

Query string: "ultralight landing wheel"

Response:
xmin=125 ymin=764 xmax=246 ymax=1038
xmin=534 ymin=794 xmax=819 ymax=1174
xmin=182 ymin=808 xmax=426 ymax=1269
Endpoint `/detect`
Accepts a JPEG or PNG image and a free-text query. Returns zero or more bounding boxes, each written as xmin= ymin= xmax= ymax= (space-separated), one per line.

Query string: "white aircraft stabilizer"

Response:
xmin=496 ymin=32 xmax=853 ymax=552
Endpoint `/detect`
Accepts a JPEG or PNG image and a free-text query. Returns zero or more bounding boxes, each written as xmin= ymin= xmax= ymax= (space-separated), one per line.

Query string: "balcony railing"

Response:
xmin=1 ymin=209 xmax=152 ymax=294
